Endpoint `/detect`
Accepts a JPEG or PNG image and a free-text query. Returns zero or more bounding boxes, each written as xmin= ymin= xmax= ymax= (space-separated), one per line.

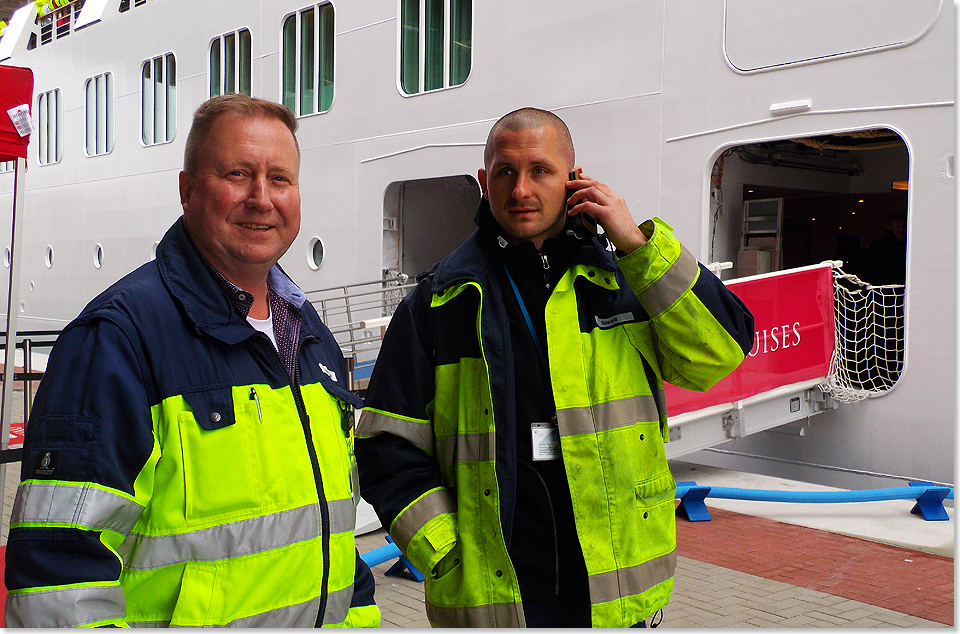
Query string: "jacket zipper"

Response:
xmin=256 ymin=331 xmax=331 ymax=625
xmin=541 ymin=253 xmax=551 ymax=290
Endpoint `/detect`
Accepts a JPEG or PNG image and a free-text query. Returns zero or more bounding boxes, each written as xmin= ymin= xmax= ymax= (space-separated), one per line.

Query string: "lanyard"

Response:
xmin=502 ymin=263 xmax=548 ymax=367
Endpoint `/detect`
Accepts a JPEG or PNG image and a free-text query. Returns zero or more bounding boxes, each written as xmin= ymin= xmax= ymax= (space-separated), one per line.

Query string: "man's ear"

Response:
xmin=477 ymin=168 xmax=488 ymax=199
xmin=178 ymin=171 xmax=192 ymax=210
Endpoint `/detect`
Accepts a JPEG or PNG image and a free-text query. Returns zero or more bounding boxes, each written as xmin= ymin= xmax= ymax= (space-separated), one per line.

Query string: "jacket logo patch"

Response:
xmin=318 ymin=362 xmax=337 ymax=383
xmin=595 ymin=312 xmax=634 ymax=329
xmin=33 ymin=450 xmax=58 ymax=477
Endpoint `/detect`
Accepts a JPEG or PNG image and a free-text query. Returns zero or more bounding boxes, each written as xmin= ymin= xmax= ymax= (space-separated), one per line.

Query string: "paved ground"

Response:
xmin=357 ymin=508 xmax=952 ymax=629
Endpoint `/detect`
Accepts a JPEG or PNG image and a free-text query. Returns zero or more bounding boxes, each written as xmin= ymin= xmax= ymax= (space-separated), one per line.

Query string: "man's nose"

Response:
xmin=246 ymin=177 xmax=273 ymax=210
xmin=511 ymin=173 xmax=532 ymax=199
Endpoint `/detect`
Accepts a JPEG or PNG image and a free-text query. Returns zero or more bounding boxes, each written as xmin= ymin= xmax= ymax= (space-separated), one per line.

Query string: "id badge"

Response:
xmin=531 ymin=422 xmax=560 ymax=461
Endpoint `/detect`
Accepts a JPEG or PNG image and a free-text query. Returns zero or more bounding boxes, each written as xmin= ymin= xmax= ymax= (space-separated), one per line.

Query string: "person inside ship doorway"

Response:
xmin=4 ymin=94 xmax=380 ymax=628
xmin=354 ymin=107 xmax=755 ymax=628
xmin=868 ymin=212 xmax=907 ymax=286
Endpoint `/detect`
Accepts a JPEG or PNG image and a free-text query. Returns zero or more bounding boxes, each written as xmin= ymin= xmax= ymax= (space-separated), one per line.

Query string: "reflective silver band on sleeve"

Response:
xmin=118 ymin=502 xmax=354 ymax=571
xmin=390 ymin=487 xmax=456 ymax=553
xmin=638 ymin=246 xmax=699 ymax=317
xmin=557 ymin=394 xmax=661 ymax=437
xmin=5 ymin=583 xmax=126 ymax=628
xmin=356 ymin=409 xmax=434 ymax=453
xmin=11 ymin=481 xmax=144 ymax=534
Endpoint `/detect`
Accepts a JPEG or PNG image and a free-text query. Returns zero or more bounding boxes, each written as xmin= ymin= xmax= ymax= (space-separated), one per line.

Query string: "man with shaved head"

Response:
xmin=356 ymin=107 xmax=754 ymax=628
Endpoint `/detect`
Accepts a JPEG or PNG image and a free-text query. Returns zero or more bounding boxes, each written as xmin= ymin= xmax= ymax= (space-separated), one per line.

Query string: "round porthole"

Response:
xmin=45 ymin=246 xmax=54 ymax=268
xmin=307 ymin=236 xmax=325 ymax=270
xmin=19 ymin=300 xmax=25 ymax=313
xmin=3 ymin=247 xmax=9 ymax=268
xmin=94 ymin=244 xmax=104 ymax=269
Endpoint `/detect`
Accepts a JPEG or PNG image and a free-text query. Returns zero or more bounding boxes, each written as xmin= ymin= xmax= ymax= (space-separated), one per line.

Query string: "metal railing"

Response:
xmin=304 ymin=273 xmax=416 ymax=388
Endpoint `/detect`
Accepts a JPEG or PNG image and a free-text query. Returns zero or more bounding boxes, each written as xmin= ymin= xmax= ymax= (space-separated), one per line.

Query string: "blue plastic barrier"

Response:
xmin=359 ymin=534 xmax=425 ymax=582
xmin=675 ymin=480 xmax=954 ymax=522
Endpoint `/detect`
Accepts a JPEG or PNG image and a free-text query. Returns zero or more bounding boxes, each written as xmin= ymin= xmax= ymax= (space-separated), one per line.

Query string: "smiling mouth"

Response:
xmin=240 ymin=223 xmax=271 ymax=231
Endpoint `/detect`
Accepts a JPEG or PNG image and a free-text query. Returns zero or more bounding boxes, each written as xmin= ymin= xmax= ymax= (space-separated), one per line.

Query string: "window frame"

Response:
xmin=37 ymin=88 xmax=63 ymax=166
xmin=281 ymin=3 xmax=335 ymax=117
xmin=398 ymin=0 xmax=472 ymax=97
xmin=209 ymin=28 xmax=253 ymax=98
xmin=84 ymin=71 xmax=115 ymax=157
xmin=140 ymin=52 xmax=177 ymax=147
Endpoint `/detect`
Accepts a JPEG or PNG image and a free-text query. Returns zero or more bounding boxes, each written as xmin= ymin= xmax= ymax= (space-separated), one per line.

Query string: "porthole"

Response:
xmin=18 ymin=300 xmax=25 ymax=313
xmin=28 ymin=281 xmax=34 ymax=292
xmin=307 ymin=236 xmax=325 ymax=270
xmin=45 ymin=246 xmax=54 ymax=268
xmin=94 ymin=244 xmax=104 ymax=269
xmin=3 ymin=247 xmax=9 ymax=268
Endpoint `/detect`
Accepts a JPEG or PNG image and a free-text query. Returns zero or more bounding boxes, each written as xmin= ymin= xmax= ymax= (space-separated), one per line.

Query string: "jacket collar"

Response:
xmin=156 ymin=217 xmax=313 ymax=344
xmin=427 ymin=198 xmax=618 ymax=293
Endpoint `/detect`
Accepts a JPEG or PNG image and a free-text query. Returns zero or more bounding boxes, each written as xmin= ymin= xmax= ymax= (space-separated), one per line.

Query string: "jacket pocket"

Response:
xmin=178 ymin=387 xmax=263 ymax=524
xmin=635 ymin=470 xmax=677 ymax=558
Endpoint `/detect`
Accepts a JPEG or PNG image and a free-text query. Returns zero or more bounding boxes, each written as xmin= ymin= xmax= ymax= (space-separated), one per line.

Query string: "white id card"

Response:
xmin=531 ymin=422 xmax=560 ymax=461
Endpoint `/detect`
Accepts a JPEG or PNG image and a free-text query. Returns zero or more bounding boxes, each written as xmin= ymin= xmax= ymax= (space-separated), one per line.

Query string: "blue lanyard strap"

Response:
xmin=502 ymin=262 xmax=548 ymax=367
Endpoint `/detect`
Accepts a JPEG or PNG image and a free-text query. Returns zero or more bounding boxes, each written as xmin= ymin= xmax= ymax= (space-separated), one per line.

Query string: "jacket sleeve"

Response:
xmin=617 ymin=217 xmax=754 ymax=392
xmin=354 ymin=286 xmax=457 ymax=577
xmin=4 ymin=316 xmax=158 ymax=628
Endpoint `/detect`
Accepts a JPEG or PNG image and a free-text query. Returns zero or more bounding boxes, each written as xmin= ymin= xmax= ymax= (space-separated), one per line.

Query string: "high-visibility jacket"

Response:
xmin=356 ymin=213 xmax=753 ymax=627
xmin=4 ymin=218 xmax=380 ymax=628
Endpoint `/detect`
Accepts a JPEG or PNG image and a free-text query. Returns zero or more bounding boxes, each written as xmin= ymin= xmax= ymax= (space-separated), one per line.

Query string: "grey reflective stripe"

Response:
xmin=588 ymin=550 xmax=677 ymax=605
xmin=426 ymin=599 xmax=523 ymax=628
xmin=318 ymin=583 xmax=353 ymax=626
xmin=435 ymin=430 xmax=495 ymax=468
xmin=328 ymin=496 xmax=357 ymax=535
xmin=118 ymin=503 xmax=341 ymax=571
xmin=229 ymin=597 xmax=318 ymax=628
xmin=129 ymin=596 xmax=328 ymax=627
xmin=356 ymin=409 xmax=433 ymax=453
xmin=639 ymin=246 xmax=699 ymax=317
xmin=5 ymin=583 xmax=125 ymax=628
xmin=11 ymin=481 xmax=144 ymax=534
xmin=557 ymin=394 xmax=660 ymax=436
xmin=391 ymin=487 xmax=456 ymax=553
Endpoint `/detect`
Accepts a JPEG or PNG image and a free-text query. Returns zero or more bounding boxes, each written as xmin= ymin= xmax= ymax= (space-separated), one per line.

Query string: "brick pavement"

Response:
xmin=357 ymin=505 xmax=952 ymax=628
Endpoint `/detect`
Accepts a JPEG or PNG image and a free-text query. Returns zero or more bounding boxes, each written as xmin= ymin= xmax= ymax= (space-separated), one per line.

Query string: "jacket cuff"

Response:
xmin=617 ymin=217 xmax=700 ymax=319
xmin=390 ymin=487 xmax=457 ymax=574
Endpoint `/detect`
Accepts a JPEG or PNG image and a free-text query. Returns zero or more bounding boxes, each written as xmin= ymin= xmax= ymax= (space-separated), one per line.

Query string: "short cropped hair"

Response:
xmin=183 ymin=94 xmax=300 ymax=175
xmin=484 ymin=107 xmax=575 ymax=169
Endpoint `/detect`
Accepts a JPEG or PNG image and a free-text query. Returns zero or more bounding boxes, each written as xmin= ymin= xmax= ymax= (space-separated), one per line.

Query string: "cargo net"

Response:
xmin=822 ymin=267 xmax=904 ymax=402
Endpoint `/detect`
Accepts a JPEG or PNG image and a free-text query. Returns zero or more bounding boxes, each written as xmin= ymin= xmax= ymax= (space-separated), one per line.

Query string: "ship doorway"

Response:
xmin=709 ymin=128 xmax=909 ymax=285
xmin=382 ymin=175 xmax=481 ymax=278
xmin=708 ymin=128 xmax=909 ymax=392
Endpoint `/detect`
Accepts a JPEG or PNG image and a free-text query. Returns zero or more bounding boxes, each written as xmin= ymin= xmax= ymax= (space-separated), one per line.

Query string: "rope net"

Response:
xmin=822 ymin=267 xmax=904 ymax=402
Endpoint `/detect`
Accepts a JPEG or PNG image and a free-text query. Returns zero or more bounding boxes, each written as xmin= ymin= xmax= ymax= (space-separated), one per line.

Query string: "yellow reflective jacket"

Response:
xmin=357 ymin=214 xmax=753 ymax=627
xmin=5 ymin=219 xmax=380 ymax=628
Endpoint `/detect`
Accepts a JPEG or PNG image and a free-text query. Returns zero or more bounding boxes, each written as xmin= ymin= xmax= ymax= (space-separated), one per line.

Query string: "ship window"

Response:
xmin=45 ymin=245 xmax=54 ymax=269
xmin=37 ymin=89 xmax=63 ymax=166
xmin=141 ymin=53 xmax=177 ymax=146
xmin=282 ymin=4 xmax=334 ymax=117
xmin=85 ymin=72 xmax=115 ymax=157
xmin=307 ymin=236 xmax=325 ymax=270
xmin=94 ymin=244 xmax=104 ymax=269
xmin=0 ymin=162 xmax=13 ymax=173
xmin=210 ymin=29 xmax=252 ymax=97
xmin=399 ymin=0 xmax=472 ymax=95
